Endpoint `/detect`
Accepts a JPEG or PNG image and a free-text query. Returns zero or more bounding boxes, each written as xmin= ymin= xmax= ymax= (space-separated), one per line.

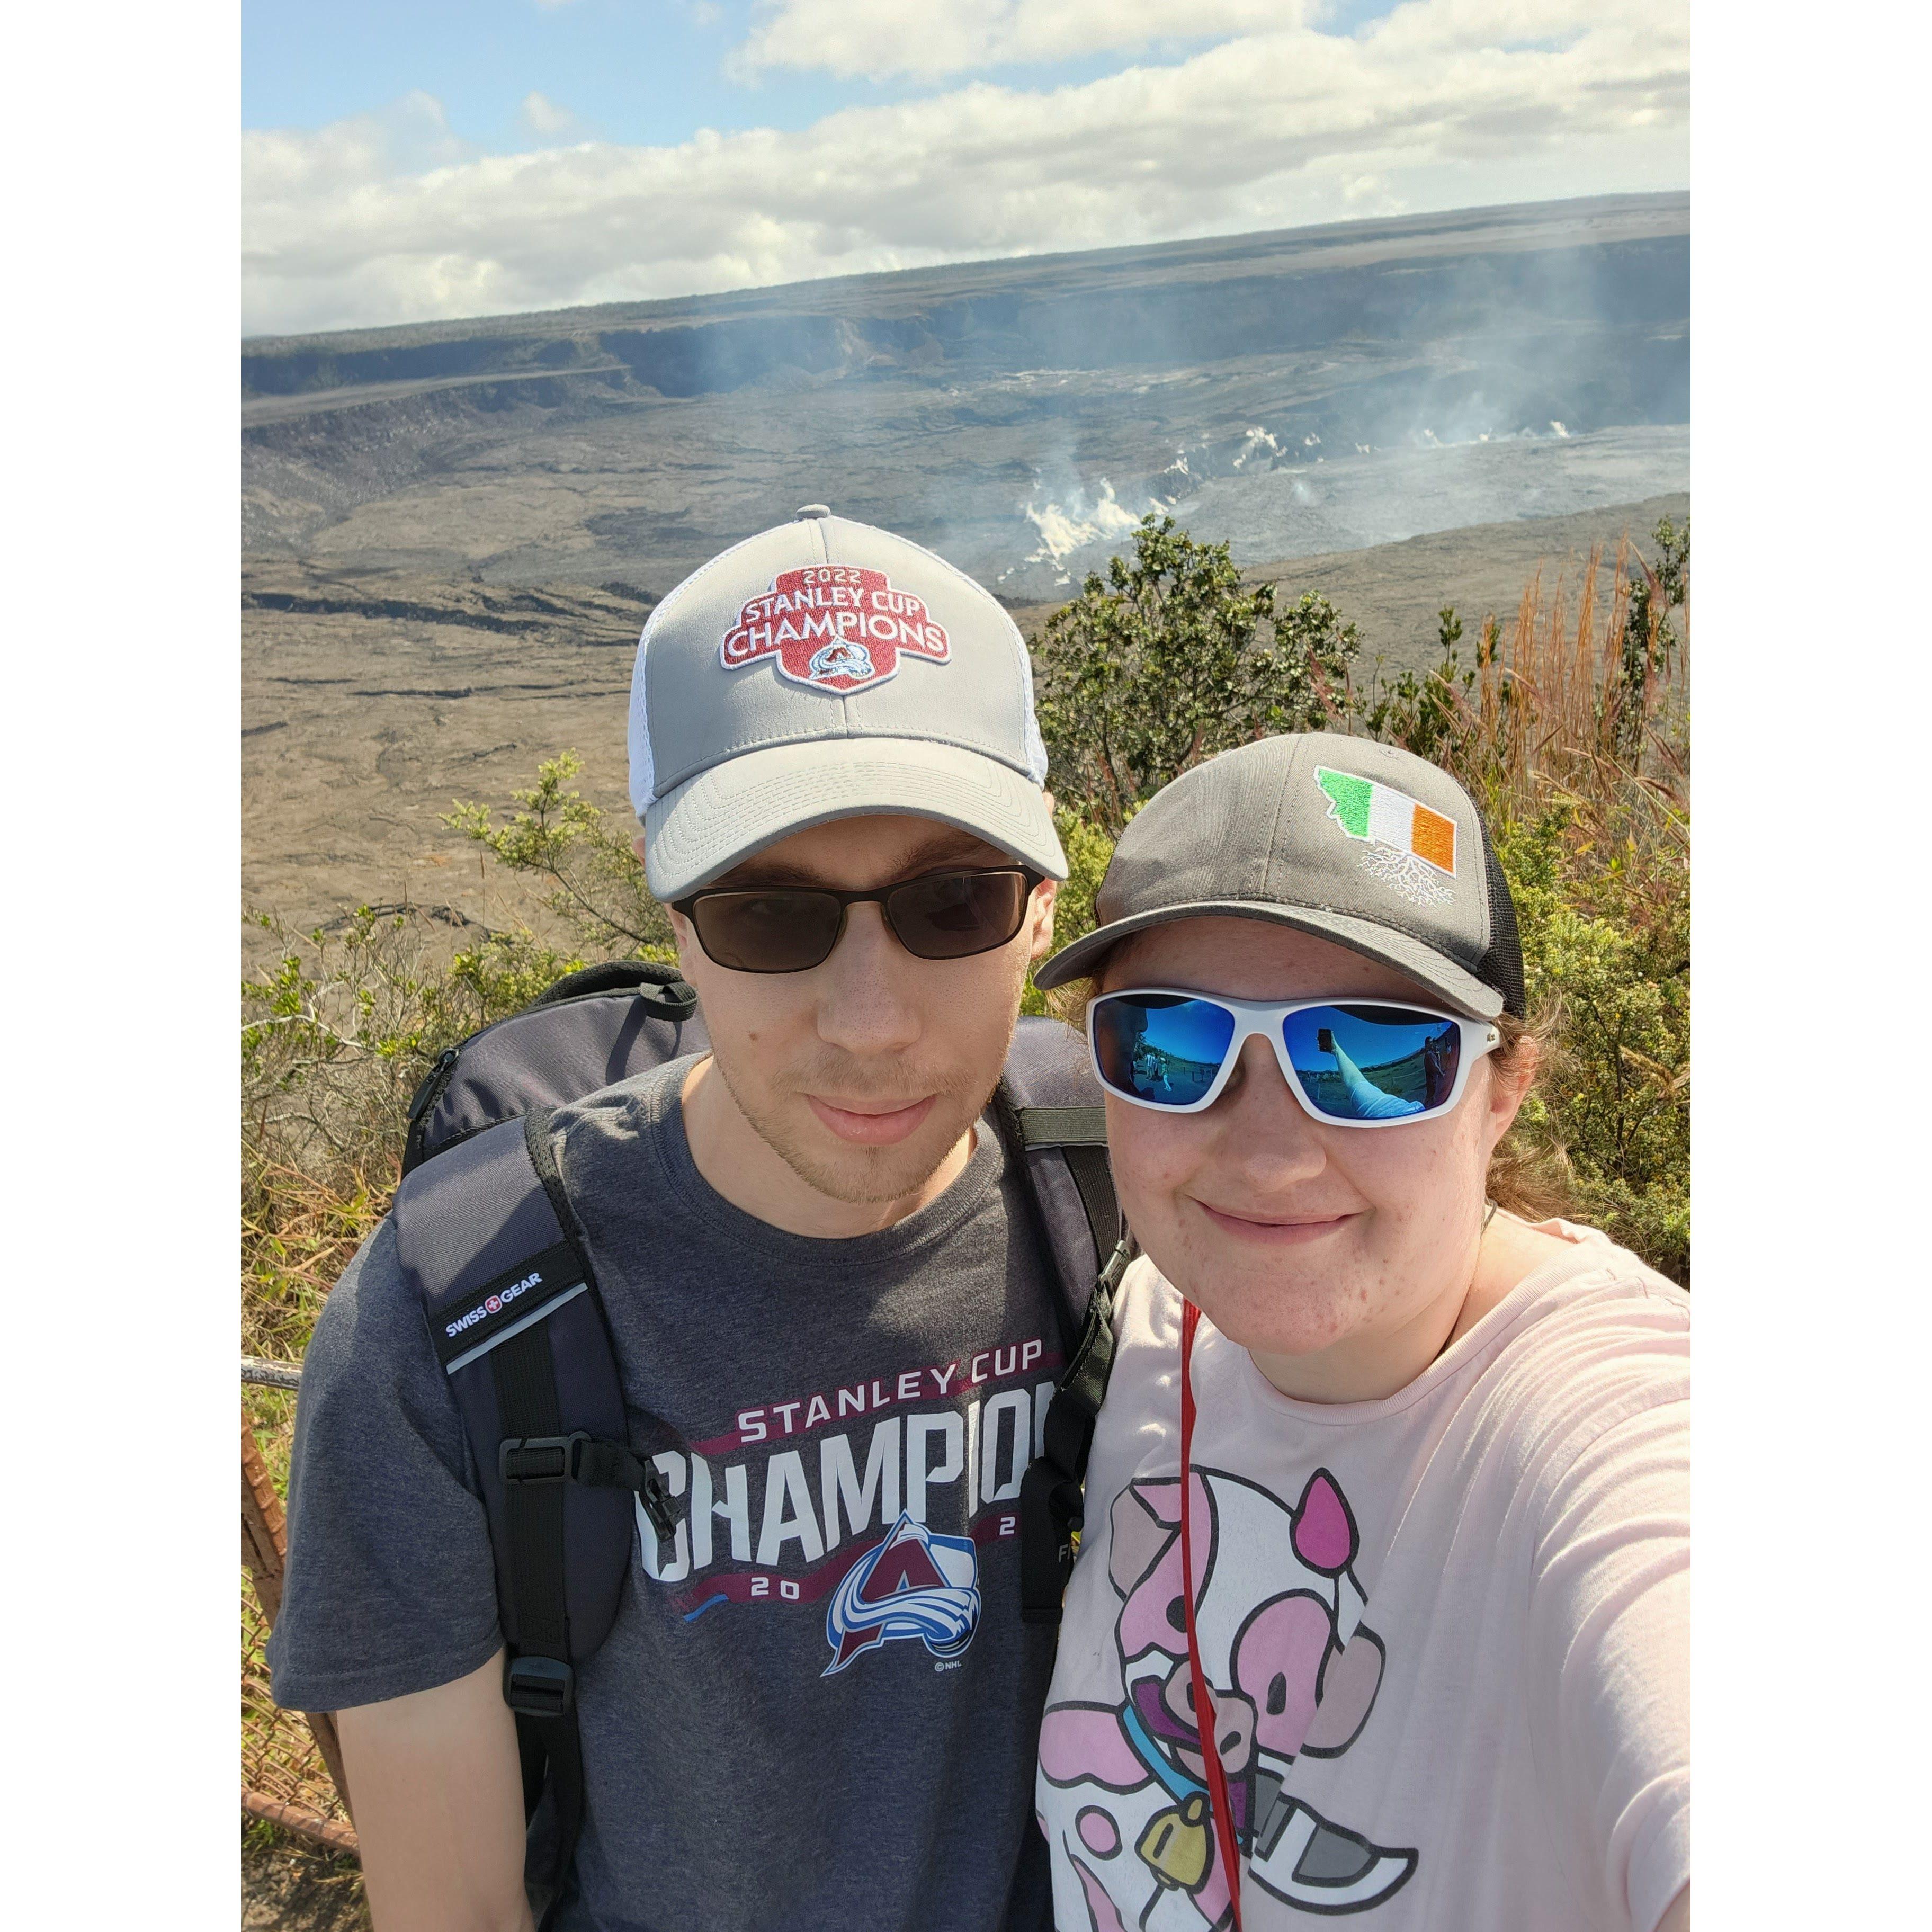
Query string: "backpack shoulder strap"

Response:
xmin=1012 ymin=1101 xmax=1118 ymax=1326
xmin=389 ymin=1109 xmax=677 ymax=1928
xmin=995 ymin=1015 xmax=1123 ymax=1337
xmin=993 ymin=1017 xmax=1134 ymax=1627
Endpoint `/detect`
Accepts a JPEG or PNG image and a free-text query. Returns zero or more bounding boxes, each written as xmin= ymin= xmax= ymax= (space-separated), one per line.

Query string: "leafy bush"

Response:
xmin=1372 ymin=526 xmax=1690 ymax=1280
xmin=446 ymin=751 xmax=676 ymax=957
xmin=242 ymin=907 xmax=589 ymax=1361
xmin=1021 ymin=803 xmax=1117 ymax=1016
xmin=1497 ymin=798 xmax=1689 ymax=1281
xmin=1033 ymin=514 xmax=1359 ymax=836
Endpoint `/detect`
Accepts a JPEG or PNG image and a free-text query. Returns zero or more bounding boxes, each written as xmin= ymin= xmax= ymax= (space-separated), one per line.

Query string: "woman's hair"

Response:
xmin=1047 ymin=963 xmax=1576 ymax=1226
xmin=1480 ymin=1010 xmax=1575 ymax=1222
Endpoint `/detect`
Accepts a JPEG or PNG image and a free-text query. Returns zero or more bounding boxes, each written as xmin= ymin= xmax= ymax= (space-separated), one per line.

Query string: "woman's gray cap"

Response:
xmin=629 ymin=505 xmax=1067 ymax=899
xmin=1033 ymin=731 xmax=1524 ymax=1020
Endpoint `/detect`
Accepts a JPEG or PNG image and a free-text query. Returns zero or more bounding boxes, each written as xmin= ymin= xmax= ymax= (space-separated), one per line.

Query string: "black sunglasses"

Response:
xmin=672 ymin=866 xmax=1043 ymax=974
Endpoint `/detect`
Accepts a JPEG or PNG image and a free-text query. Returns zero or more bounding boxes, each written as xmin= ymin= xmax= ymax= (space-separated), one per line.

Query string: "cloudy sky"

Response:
xmin=243 ymin=0 xmax=1689 ymax=339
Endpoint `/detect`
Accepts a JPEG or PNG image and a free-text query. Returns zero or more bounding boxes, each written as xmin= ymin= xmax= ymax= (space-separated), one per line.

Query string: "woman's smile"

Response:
xmin=1191 ymin=1199 xmax=1358 ymax=1244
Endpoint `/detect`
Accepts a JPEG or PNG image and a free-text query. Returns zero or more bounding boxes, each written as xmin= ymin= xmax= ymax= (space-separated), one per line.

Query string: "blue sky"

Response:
xmin=241 ymin=0 xmax=1687 ymax=337
xmin=243 ymin=1 xmax=1405 ymax=148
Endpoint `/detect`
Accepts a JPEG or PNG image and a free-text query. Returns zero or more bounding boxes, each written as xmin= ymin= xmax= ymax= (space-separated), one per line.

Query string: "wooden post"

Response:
xmin=243 ymin=1414 xmax=354 ymax=1821
xmin=241 ymin=1415 xmax=288 ymax=1621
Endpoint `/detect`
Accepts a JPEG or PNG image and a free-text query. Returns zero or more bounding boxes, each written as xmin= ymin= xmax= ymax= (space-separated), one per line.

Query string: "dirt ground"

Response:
xmin=243 ymin=1829 xmax=369 ymax=1931
xmin=241 ymin=572 xmax=649 ymax=970
xmin=241 ymin=489 xmax=1686 ymax=974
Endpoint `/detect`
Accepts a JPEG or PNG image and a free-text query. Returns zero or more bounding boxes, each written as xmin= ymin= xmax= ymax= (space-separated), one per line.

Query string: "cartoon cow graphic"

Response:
xmin=1039 ymin=1467 xmax=1416 ymax=1926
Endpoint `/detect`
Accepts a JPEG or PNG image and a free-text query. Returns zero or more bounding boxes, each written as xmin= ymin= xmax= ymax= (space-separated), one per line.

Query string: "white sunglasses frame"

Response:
xmin=1087 ymin=988 xmax=1503 ymax=1127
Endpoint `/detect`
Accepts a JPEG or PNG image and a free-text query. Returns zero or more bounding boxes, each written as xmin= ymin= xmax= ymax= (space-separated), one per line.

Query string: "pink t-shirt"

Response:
xmin=1036 ymin=1222 xmax=1689 ymax=1932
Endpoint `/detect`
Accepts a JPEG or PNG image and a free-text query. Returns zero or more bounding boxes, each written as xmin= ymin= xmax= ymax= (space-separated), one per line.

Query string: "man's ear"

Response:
xmin=1027 ymin=877 xmax=1059 ymax=963
xmin=634 ymin=834 xmax=699 ymax=969
xmin=664 ymin=906 xmax=701 ymax=983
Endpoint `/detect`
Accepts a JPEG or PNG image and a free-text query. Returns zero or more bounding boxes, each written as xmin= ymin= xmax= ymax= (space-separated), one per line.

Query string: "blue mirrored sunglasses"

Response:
xmin=1088 ymin=989 xmax=1502 ymax=1126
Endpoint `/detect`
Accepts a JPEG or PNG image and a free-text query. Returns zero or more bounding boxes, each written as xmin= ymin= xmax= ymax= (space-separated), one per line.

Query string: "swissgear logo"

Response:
xmin=720 ymin=566 xmax=949 ymax=695
xmin=445 ymin=1268 xmax=542 ymax=1339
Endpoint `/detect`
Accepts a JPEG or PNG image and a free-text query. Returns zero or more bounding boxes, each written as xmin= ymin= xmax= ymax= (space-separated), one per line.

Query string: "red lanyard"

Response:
xmin=1179 ymin=1300 xmax=1244 ymax=1930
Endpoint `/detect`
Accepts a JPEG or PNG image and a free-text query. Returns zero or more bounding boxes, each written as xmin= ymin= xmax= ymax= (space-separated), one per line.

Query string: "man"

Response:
xmin=270 ymin=506 xmax=1074 ymax=1931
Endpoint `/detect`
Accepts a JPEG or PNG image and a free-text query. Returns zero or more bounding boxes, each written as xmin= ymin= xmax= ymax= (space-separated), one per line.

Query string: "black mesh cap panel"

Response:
xmin=1475 ymin=817 xmax=1527 ymax=1018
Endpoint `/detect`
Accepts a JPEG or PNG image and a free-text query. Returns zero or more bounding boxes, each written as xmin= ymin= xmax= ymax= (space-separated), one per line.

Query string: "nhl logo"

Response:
xmin=721 ymin=565 xmax=950 ymax=695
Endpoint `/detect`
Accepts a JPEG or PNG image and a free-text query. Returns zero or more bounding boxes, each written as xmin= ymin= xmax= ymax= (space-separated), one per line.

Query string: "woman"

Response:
xmin=1031 ymin=732 xmax=1688 ymax=1932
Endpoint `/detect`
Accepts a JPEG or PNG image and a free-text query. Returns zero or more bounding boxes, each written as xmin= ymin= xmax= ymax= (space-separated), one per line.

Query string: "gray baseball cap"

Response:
xmin=629 ymin=505 xmax=1067 ymax=899
xmin=1033 ymin=731 xmax=1525 ymax=1019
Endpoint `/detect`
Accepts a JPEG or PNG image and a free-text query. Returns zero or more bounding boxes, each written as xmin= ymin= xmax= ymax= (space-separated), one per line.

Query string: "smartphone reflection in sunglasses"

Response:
xmin=1089 ymin=991 xmax=1500 ymax=1126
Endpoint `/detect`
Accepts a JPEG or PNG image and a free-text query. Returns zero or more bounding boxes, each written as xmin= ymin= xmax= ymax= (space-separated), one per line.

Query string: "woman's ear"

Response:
xmin=1483 ymin=1030 xmax=1539 ymax=1148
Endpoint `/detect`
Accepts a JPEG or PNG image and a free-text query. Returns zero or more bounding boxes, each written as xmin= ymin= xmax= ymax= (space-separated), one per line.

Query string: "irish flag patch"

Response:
xmin=1315 ymin=765 xmax=1458 ymax=904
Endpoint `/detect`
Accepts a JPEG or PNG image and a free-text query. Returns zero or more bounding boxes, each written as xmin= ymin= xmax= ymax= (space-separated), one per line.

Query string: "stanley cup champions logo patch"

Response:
xmin=721 ymin=565 xmax=950 ymax=695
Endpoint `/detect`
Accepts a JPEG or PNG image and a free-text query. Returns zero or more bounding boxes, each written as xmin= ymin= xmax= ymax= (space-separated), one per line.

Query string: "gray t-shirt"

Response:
xmin=269 ymin=1059 xmax=1063 ymax=1931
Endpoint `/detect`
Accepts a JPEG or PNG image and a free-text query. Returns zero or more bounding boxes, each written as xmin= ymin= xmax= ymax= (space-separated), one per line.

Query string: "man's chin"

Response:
xmin=772 ymin=1115 xmax=966 ymax=1206
xmin=746 ymin=1079 xmax=990 ymax=1205
xmin=706 ymin=1050 xmax=995 ymax=1210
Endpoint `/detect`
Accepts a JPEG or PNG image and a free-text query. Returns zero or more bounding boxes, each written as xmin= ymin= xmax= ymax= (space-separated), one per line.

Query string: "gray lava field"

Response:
xmin=243 ymin=191 xmax=1689 ymax=950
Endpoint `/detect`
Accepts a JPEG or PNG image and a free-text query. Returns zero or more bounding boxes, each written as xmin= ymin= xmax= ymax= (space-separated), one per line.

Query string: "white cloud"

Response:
xmin=520 ymin=90 xmax=579 ymax=137
xmin=243 ymin=1 xmax=1688 ymax=337
xmin=243 ymin=89 xmax=474 ymax=203
xmin=732 ymin=0 xmax=1314 ymax=82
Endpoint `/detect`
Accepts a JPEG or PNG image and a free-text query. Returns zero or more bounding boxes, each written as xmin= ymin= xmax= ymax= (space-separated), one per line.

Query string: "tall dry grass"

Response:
xmin=1386 ymin=534 xmax=1687 ymax=827
xmin=1401 ymin=534 xmax=1689 ymax=1276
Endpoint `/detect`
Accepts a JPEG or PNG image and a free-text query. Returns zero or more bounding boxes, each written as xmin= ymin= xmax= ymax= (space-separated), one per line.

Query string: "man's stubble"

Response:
xmin=706 ymin=966 xmax=1028 ymax=1206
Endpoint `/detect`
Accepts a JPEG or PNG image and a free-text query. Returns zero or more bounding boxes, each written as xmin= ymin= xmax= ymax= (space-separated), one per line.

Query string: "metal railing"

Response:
xmin=243 ymin=1357 xmax=357 ymax=1857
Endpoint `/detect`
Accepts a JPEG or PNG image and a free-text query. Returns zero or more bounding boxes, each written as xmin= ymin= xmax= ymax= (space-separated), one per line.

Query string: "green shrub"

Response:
xmin=1033 ymin=514 xmax=1358 ymax=836
xmin=1022 ymin=803 xmax=1119 ymax=1016
xmin=241 ymin=906 xmax=594 ymax=1364
xmin=1497 ymin=802 xmax=1690 ymax=1281
xmin=446 ymin=750 xmax=675 ymax=958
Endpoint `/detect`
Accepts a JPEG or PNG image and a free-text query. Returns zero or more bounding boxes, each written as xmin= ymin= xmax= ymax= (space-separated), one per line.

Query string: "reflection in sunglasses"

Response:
xmin=1314 ymin=1038 xmax=1424 ymax=1120
xmin=1095 ymin=996 xmax=1470 ymax=1124
xmin=1290 ymin=1013 xmax=1459 ymax=1120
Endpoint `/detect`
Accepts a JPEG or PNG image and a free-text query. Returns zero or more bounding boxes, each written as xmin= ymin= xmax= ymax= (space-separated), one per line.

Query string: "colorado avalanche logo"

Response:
xmin=808 ymin=639 xmax=875 ymax=684
xmin=823 ymin=1511 xmax=980 ymax=1675
xmin=721 ymin=566 xmax=950 ymax=695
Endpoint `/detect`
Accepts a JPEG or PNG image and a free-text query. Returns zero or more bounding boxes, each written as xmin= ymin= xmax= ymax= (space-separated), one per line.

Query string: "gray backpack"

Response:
xmin=391 ymin=960 xmax=1128 ymax=1924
